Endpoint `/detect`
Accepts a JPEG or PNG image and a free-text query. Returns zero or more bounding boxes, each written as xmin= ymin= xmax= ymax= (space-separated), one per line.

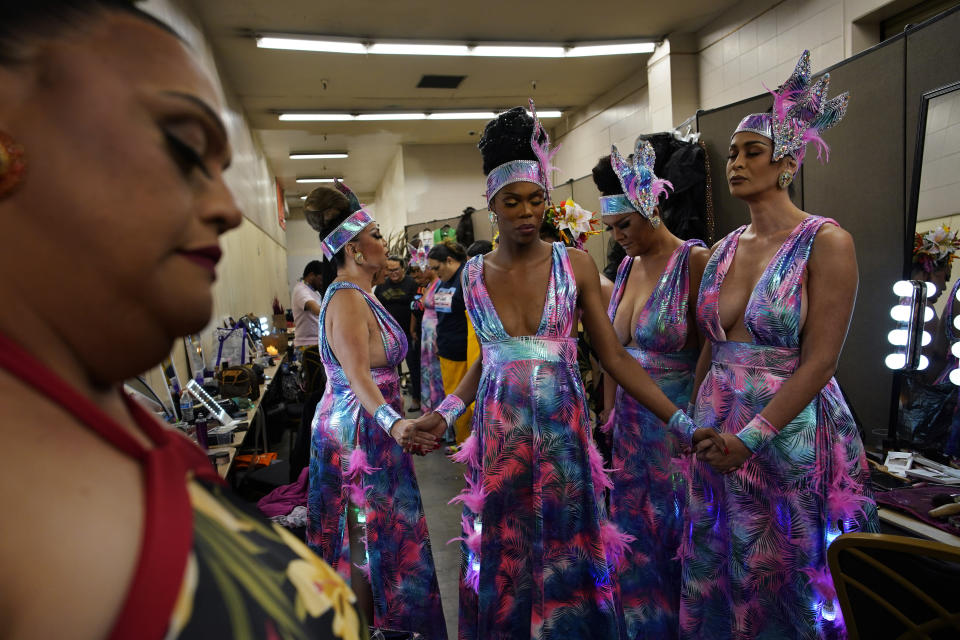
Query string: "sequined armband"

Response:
xmin=374 ymin=404 xmax=402 ymax=435
xmin=735 ymin=414 xmax=778 ymax=453
xmin=435 ymin=395 xmax=467 ymax=429
xmin=667 ymin=410 xmax=697 ymax=449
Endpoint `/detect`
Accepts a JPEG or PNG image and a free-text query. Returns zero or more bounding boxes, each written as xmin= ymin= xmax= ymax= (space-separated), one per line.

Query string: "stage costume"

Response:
xmin=307 ymin=184 xmax=446 ymax=638
xmin=452 ymin=241 xmax=624 ymax=640
xmin=682 ymin=216 xmax=878 ymax=639
xmin=606 ymin=239 xmax=704 ymax=639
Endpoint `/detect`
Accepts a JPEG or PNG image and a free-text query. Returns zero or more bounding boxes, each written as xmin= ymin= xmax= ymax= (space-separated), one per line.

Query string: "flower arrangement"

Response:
xmin=913 ymin=225 xmax=960 ymax=273
xmin=543 ymin=199 xmax=601 ymax=249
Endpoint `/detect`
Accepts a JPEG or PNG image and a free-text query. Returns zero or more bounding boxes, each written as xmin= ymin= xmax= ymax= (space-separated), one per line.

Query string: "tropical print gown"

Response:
xmin=606 ymin=239 xmax=705 ymax=640
xmin=307 ymin=281 xmax=447 ymax=639
xmin=453 ymin=242 xmax=624 ymax=640
xmin=682 ymin=216 xmax=878 ymax=639
xmin=420 ymin=277 xmax=446 ymax=411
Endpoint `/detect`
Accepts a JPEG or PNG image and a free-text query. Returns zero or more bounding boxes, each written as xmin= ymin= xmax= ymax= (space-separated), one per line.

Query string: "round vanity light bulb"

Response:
xmin=955 ymin=315 xmax=960 ymax=331
xmin=922 ymin=331 xmax=932 ymax=346
xmin=924 ymin=306 xmax=934 ymax=322
xmin=892 ymin=280 xmax=913 ymax=297
xmin=918 ymin=355 xmax=930 ymax=370
xmin=885 ymin=353 xmax=906 ymax=370
xmin=890 ymin=305 xmax=911 ymax=323
xmin=951 ymin=369 xmax=960 ymax=386
xmin=925 ymin=281 xmax=937 ymax=297
xmin=956 ymin=288 xmax=960 ymax=303
xmin=952 ymin=342 xmax=960 ymax=358
xmin=887 ymin=329 xmax=908 ymax=346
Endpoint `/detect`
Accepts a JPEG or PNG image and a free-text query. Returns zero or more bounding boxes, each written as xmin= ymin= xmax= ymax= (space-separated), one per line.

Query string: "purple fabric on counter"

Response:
xmin=257 ymin=467 xmax=308 ymax=518
xmin=875 ymin=484 xmax=960 ymax=536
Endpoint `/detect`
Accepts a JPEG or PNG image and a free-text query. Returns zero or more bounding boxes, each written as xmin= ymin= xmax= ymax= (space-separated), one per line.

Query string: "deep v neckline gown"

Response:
xmin=606 ymin=239 xmax=705 ymax=639
xmin=307 ymin=281 xmax=447 ymax=639
xmin=682 ymin=216 xmax=878 ymax=640
xmin=453 ymin=242 xmax=624 ymax=640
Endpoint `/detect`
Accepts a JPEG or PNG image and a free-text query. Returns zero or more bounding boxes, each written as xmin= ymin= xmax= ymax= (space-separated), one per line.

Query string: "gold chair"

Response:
xmin=828 ymin=532 xmax=960 ymax=639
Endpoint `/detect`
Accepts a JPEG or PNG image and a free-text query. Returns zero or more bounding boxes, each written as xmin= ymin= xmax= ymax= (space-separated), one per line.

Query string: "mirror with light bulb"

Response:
xmin=888 ymin=80 xmax=960 ymax=460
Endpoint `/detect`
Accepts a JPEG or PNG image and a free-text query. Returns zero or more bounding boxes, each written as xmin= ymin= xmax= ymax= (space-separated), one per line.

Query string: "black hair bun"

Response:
xmin=592 ymin=155 xmax=624 ymax=196
xmin=478 ymin=106 xmax=539 ymax=175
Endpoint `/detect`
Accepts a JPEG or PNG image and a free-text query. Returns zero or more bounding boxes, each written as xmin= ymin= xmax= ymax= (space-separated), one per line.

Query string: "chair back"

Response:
xmin=828 ymin=532 xmax=960 ymax=639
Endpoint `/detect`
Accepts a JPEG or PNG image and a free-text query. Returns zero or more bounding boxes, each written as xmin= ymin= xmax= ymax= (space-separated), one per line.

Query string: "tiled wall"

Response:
xmin=551 ymin=70 xmax=652 ymax=185
xmin=698 ymin=0 xmax=848 ymax=111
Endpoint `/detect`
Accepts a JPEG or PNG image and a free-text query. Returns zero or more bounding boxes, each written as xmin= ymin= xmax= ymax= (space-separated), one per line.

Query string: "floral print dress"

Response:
xmin=420 ymin=277 xmax=446 ymax=411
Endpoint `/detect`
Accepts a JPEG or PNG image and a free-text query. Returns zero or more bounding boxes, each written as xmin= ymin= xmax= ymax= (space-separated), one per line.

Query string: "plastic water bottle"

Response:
xmin=180 ymin=390 xmax=194 ymax=423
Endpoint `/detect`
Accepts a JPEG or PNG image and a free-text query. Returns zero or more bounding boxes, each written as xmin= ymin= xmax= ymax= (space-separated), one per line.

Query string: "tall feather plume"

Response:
xmin=528 ymin=99 xmax=560 ymax=201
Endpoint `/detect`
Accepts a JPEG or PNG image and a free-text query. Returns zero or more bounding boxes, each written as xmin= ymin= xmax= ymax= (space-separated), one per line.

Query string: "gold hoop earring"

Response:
xmin=778 ymin=171 xmax=793 ymax=190
xmin=353 ymin=252 xmax=365 ymax=265
xmin=0 ymin=131 xmax=26 ymax=199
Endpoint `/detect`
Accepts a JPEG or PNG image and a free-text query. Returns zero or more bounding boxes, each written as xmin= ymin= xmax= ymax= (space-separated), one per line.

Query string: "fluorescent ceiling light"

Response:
xmin=368 ymin=42 xmax=471 ymax=56
xmin=296 ymin=177 xmax=339 ymax=183
xmin=567 ymin=42 xmax=656 ymax=57
xmin=280 ymin=113 xmax=353 ymax=121
xmin=278 ymin=110 xmax=561 ymax=122
xmin=257 ymin=36 xmax=366 ymax=54
xmin=257 ymin=35 xmax=656 ymax=58
xmin=289 ymin=152 xmax=349 ymax=159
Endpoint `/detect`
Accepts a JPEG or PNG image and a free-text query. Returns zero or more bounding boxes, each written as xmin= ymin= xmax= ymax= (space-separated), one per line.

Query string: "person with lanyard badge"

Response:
xmin=304 ymin=182 xmax=447 ymax=639
xmin=0 ymin=2 xmax=364 ymax=638
xmin=374 ymin=255 xmax=421 ymax=412
xmin=413 ymin=102 xmax=721 ymax=640
xmin=684 ymin=51 xmax=878 ymax=639
xmin=427 ymin=239 xmax=474 ymax=447
xmin=596 ymin=140 xmax=709 ymax=640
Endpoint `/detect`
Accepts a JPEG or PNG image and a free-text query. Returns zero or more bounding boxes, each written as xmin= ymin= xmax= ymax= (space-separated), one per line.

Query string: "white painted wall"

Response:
xmin=402 ymin=144 xmax=487 ymax=226
xmin=374 ymin=147 xmax=409 ymax=240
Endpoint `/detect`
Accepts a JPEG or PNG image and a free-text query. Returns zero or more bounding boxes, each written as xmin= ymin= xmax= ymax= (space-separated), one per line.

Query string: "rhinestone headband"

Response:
xmin=599 ymin=194 xmax=635 ymax=216
xmin=485 ymin=159 xmax=544 ymax=205
xmin=320 ymin=208 xmax=375 ymax=260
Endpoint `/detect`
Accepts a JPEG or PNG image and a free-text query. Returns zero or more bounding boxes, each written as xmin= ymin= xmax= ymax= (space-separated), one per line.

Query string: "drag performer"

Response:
xmin=598 ymin=141 xmax=708 ymax=639
xmin=419 ymin=103 xmax=717 ymax=640
xmin=304 ymin=183 xmax=447 ymax=638
xmin=683 ymin=51 xmax=878 ymax=639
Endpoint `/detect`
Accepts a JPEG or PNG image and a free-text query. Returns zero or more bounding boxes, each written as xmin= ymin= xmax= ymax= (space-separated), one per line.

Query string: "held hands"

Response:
xmin=692 ymin=430 xmax=752 ymax=474
xmin=389 ymin=418 xmax=437 ymax=455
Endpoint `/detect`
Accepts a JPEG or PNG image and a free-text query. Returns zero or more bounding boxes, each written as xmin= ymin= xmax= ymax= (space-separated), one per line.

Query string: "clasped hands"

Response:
xmin=389 ymin=411 xmax=449 ymax=455
xmin=690 ymin=427 xmax=752 ymax=473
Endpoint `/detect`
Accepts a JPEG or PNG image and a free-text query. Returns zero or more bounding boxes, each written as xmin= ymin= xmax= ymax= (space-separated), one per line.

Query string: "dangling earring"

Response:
xmin=778 ymin=171 xmax=793 ymax=190
xmin=0 ymin=131 xmax=26 ymax=199
xmin=488 ymin=211 xmax=498 ymax=224
xmin=649 ymin=215 xmax=662 ymax=229
xmin=353 ymin=252 xmax=365 ymax=265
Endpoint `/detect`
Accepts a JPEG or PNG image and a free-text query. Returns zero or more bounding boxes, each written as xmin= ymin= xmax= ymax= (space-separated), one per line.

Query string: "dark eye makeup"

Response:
xmin=164 ymin=131 xmax=211 ymax=179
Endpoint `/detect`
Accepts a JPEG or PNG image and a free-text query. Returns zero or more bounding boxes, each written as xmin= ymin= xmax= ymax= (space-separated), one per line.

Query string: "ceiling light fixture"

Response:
xmin=296 ymin=177 xmax=339 ymax=183
xmin=279 ymin=110 xmax=561 ymax=122
xmin=289 ymin=152 xmax=349 ymax=159
xmin=257 ymin=35 xmax=656 ymax=58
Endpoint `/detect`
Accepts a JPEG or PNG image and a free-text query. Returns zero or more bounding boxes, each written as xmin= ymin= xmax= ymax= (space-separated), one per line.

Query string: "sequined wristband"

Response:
xmin=667 ymin=410 xmax=697 ymax=449
xmin=374 ymin=404 xmax=403 ymax=435
xmin=435 ymin=395 xmax=467 ymax=429
xmin=735 ymin=414 xmax=778 ymax=453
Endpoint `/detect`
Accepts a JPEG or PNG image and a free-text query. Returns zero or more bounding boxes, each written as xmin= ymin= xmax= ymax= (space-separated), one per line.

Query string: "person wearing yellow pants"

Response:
xmin=428 ymin=240 xmax=473 ymax=446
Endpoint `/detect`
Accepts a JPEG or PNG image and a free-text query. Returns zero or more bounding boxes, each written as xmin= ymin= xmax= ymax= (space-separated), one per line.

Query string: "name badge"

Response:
xmin=434 ymin=287 xmax=455 ymax=314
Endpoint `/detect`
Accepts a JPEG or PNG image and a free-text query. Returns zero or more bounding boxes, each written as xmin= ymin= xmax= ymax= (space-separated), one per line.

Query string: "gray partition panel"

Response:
xmin=804 ymin=39 xmax=905 ymax=442
xmin=696 ymin=96 xmax=804 ymax=240
xmin=905 ymin=7 xmax=960 ymax=215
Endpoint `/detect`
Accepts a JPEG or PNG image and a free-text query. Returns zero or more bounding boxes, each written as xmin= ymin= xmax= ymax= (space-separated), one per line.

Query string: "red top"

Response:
xmin=0 ymin=331 xmax=223 ymax=640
